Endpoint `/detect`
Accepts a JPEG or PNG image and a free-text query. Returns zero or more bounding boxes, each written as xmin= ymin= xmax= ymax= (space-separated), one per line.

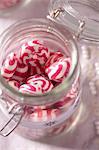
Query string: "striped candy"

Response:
xmin=45 ymin=51 xmax=64 ymax=68
xmin=19 ymin=83 xmax=43 ymax=95
xmin=45 ymin=58 xmax=71 ymax=82
xmin=19 ymin=75 xmax=53 ymax=95
xmin=19 ymin=39 xmax=43 ymax=65
xmin=8 ymin=79 xmax=20 ymax=90
xmin=35 ymin=46 xmax=50 ymax=65
xmin=1 ymin=39 xmax=72 ymax=98
xmin=26 ymin=74 xmax=53 ymax=93
xmin=19 ymin=42 xmax=34 ymax=65
xmin=29 ymin=108 xmax=60 ymax=122
xmin=1 ymin=52 xmax=18 ymax=80
xmin=28 ymin=40 xmax=50 ymax=65
xmin=29 ymin=60 xmax=45 ymax=75
xmin=12 ymin=60 xmax=28 ymax=82
xmin=20 ymin=40 xmax=50 ymax=65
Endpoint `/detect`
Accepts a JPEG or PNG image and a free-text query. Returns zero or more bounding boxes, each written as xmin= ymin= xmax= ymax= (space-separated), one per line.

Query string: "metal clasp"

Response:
xmin=47 ymin=7 xmax=65 ymax=20
xmin=76 ymin=20 xmax=85 ymax=40
xmin=0 ymin=103 xmax=24 ymax=137
xmin=47 ymin=7 xmax=65 ymax=33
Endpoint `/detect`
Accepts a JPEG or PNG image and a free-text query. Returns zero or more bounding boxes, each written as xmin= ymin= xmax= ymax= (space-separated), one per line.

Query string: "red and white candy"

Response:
xmin=12 ymin=60 xmax=28 ymax=82
xmin=19 ymin=75 xmax=53 ymax=95
xmin=19 ymin=42 xmax=35 ymax=65
xmin=26 ymin=74 xmax=53 ymax=93
xmin=45 ymin=57 xmax=71 ymax=82
xmin=29 ymin=60 xmax=45 ymax=75
xmin=8 ymin=79 xmax=20 ymax=90
xmin=45 ymin=51 xmax=64 ymax=68
xmin=36 ymin=46 xmax=50 ymax=65
xmin=20 ymin=40 xmax=50 ymax=65
xmin=1 ymin=52 xmax=18 ymax=80
xmin=1 ymin=38 xmax=71 ymax=99
xmin=29 ymin=108 xmax=60 ymax=122
xmin=19 ymin=83 xmax=43 ymax=95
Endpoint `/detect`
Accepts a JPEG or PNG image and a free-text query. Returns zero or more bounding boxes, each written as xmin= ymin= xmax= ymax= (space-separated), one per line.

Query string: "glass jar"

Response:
xmin=49 ymin=0 xmax=99 ymax=96
xmin=0 ymin=18 xmax=82 ymax=139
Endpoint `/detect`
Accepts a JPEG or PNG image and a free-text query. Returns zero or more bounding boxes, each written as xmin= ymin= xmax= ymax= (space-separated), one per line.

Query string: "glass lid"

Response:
xmin=49 ymin=0 xmax=99 ymax=42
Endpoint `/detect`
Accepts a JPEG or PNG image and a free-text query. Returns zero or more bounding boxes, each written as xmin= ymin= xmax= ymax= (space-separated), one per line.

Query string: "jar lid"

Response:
xmin=49 ymin=0 xmax=99 ymax=42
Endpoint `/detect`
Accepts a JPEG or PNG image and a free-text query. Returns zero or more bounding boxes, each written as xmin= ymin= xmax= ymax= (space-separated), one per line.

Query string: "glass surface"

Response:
xmin=0 ymin=18 xmax=79 ymax=105
xmin=49 ymin=0 xmax=99 ymax=41
xmin=0 ymin=19 xmax=81 ymax=139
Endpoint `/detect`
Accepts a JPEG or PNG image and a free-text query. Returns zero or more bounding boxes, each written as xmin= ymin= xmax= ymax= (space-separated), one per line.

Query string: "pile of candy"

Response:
xmin=1 ymin=39 xmax=71 ymax=95
xmin=0 ymin=39 xmax=80 ymax=138
xmin=0 ymin=0 xmax=19 ymax=9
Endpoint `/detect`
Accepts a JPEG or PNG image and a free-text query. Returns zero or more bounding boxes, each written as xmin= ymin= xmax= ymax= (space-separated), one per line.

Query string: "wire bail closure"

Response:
xmin=48 ymin=7 xmax=65 ymax=19
xmin=0 ymin=102 xmax=24 ymax=137
xmin=48 ymin=7 xmax=85 ymax=40
xmin=76 ymin=20 xmax=85 ymax=40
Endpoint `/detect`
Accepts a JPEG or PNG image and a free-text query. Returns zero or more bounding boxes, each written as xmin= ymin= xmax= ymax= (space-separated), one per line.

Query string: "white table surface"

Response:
xmin=0 ymin=0 xmax=99 ymax=150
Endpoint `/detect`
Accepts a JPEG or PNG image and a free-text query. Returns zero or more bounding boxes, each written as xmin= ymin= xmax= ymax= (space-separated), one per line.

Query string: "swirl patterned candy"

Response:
xmin=28 ymin=40 xmax=50 ymax=65
xmin=26 ymin=74 xmax=53 ymax=93
xmin=8 ymin=79 xmax=20 ymax=90
xmin=12 ymin=60 xmax=28 ymax=82
xmin=19 ymin=83 xmax=43 ymax=95
xmin=19 ymin=75 xmax=53 ymax=95
xmin=19 ymin=43 xmax=35 ymax=65
xmin=20 ymin=40 xmax=50 ymax=65
xmin=29 ymin=108 xmax=60 ymax=122
xmin=45 ymin=58 xmax=71 ymax=82
xmin=29 ymin=60 xmax=45 ymax=75
xmin=45 ymin=51 xmax=64 ymax=68
xmin=1 ymin=52 xmax=18 ymax=80
xmin=19 ymin=39 xmax=43 ymax=65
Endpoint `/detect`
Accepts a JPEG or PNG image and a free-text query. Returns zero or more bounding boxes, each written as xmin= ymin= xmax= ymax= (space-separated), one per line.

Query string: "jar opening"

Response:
xmin=49 ymin=0 xmax=99 ymax=42
xmin=0 ymin=19 xmax=79 ymax=105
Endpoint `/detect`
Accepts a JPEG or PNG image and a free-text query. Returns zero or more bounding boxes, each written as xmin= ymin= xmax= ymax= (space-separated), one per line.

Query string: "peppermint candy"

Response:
xmin=8 ymin=79 xmax=20 ymax=90
xmin=12 ymin=60 xmax=28 ymax=82
xmin=29 ymin=108 xmax=60 ymax=122
xmin=1 ymin=52 xmax=18 ymax=80
xmin=20 ymin=40 xmax=50 ymax=65
xmin=45 ymin=51 xmax=64 ymax=68
xmin=26 ymin=74 xmax=53 ymax=93
xmin=19 ymin=83 xmax=43 ymax=95
xmin=19 ymin=75 xmax=53 ymax=95
xmin=45 ymin=58 xmax=71 ymax=82
xmin=28 ymin=64 xmax=37 ymax=77
xmin=19 ymin=40 xmax=43 ymax=65
xmin=36 ymin=46 xmax=50 ymax=65
xmin=1 ymin=39 xmax=71 ymax=97
xmin=19 ymin=43 xmax=34 ymax=65
xmin=27 ymin=61 xmax=45 ymax=77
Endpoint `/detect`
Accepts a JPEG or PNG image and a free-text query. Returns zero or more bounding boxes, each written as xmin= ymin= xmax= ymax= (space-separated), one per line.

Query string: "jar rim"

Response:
xmin=0 ymin=18 xmax=79 ymax=105
xmin=49 ymin=0 xmax=99 ymax=42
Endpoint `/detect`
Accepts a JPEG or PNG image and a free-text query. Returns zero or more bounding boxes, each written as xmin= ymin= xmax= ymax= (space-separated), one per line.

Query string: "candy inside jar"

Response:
xmin=1 ymin=39 xmax=71 ymax=95
xmin=0 ymin=19 xmax=81 ymax=139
